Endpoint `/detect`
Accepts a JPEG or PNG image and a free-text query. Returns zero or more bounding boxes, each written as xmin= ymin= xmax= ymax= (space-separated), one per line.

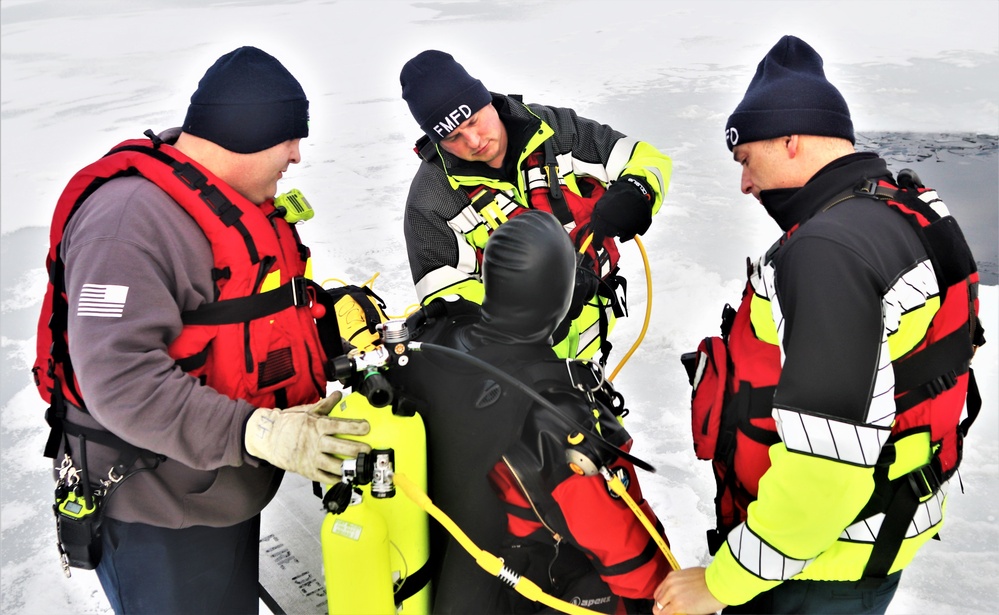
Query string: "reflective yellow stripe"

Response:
xmin=465 ymin=226 xmax=490 ymax=251
xmin=888 ymin=296 xmax=939 ymax=360
xmin=260 ymin=270 xmax=281 ymax=293
xmin=888 ymin=431 xmax=932 ymax=481
xmin=750 ymin=293 xmax=780 ymax=345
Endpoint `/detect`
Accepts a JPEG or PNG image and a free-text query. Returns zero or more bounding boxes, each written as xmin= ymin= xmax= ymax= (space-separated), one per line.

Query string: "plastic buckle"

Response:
xmin=855 ymin=179 xmax=877 ymax=195
xmin=291 ymin=277 xmax=309 ymax=307
xmin=926 ymin=371 xmax=958 ymax=398
xmin=173 ymin=162 xmax=207 ymax=190
xmin=545 ymin=162 xmax=563 ymax=199
xmin=907 ymin=465 xmax=940 ymax=500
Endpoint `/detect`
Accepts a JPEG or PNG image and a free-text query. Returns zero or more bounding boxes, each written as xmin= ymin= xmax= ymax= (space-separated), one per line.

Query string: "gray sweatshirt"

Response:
xmin=61 ymin=173 xmax=280 ymax=528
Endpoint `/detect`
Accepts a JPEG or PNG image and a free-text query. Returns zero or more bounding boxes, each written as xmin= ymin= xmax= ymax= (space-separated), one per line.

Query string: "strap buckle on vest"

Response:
xmin=543 ymin=139 xmax=563 ymax=200
xmin=907 ymin=464 xmax=941 ymax=501
xmin=291 ymin=276 xmax=309 ymax=308
xmin=855 ymin=178 xmax=878 ymax=196
xmin=924 ymin=370 xmax=959 ymax=399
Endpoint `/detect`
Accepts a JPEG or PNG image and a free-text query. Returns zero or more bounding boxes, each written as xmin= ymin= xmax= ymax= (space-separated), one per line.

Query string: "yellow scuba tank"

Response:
xmin=322 ymin=487 xmax=395 ymax=614
xmin=321 ymin=391 xmax=431 ymax=615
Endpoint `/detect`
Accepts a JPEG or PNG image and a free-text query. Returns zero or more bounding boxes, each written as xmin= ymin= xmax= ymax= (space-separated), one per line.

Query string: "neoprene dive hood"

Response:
xmin=475 ymin=210 xmax=576 ymax=345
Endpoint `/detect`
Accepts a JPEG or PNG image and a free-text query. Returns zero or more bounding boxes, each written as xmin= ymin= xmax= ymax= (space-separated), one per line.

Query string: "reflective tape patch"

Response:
xmin=841 ymin=484 xmax=946 ymax=543
xmin=775 ymin=409 xmax=891 ymax=466
xmin=728 ymin=522 xmax=815 ymax=581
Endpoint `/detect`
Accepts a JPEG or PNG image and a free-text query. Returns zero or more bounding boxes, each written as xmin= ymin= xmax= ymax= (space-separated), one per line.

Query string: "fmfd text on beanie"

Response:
xmin=182 ymin=46 xmax=309 ymax=154
xmin=725 ymin=35 xmax=853 ymax=151
xmin=400 ymin=50 xmax=492 ymax=143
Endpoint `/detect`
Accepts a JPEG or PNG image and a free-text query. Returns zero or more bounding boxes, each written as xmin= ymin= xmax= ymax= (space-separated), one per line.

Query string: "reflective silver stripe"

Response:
xmin=604 ymin=137 xmax=639 ymax=180
xmin=451 ymin=195 xmax=523 ymax=236
xmin=577 ymin=322 xmax=599 ymax=355
xmin=874 ymin=259 xmax=937 ymax=421
xmin=867 ymin=333 xmax=897 ymax=427
xmin=774 ymin=409 xmax=892 ymax=466
xmin=918 ymin=189 xmax=951 ymax=218
xmin=415 ymin=265 xmax=477 ymax=303
xmin=750 ymin=256 xmax=786 ymax=363
xmin=728 ymin=522 xmax=815 ymax=581
xmin=453 ymin=203 xmax=486 ymax=234
xmin=883 ymin=261 xmax=937 ymax=337
xmin=841 ymin=484 xmax=946 ymax=543
xmin=524 ymin=165 xmax=550 ymax=192
xmin=647 ymin=165 xmax=666 ymax=196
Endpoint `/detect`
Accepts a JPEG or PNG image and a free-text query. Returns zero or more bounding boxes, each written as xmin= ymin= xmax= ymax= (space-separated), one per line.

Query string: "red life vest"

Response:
xmin=33 ymin=136 xmax=329 ymax=455
xmin=686 ymin=172 xmax=984 ymax=559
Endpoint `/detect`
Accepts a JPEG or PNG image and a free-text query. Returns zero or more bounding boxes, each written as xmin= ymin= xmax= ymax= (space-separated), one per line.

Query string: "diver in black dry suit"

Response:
xmin=392 ymin=209 xmax=671 ymax=614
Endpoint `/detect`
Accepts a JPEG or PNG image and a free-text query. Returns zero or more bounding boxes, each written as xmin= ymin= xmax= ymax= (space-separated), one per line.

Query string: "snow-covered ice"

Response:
xmin=2 ymin=1 xmax=996 ymax=613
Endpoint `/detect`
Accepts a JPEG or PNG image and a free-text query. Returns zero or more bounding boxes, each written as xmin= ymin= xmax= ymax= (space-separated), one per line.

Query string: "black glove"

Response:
xmin=589 ymin=175 xmax=655 ymax=243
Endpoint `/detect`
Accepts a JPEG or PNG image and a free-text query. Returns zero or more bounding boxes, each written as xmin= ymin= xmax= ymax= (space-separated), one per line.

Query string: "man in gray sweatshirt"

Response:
xmin=37 ymin=46 xmax=368 ymax=614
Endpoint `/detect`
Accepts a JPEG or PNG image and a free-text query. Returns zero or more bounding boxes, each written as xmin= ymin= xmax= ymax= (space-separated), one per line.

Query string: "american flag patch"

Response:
xmin=77 ymin=284 xmax=129 ymax=318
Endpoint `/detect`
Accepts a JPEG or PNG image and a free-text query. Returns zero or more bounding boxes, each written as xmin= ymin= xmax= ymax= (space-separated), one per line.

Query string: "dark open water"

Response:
xmin=857 ymin=132 xmax=998 ymax=284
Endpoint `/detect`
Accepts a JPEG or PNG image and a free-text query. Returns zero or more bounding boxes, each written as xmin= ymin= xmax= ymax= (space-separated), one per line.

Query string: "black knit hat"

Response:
xmin=725 ymin=35 xmax=853 ymax=151
xmin=182 ymin=46 xmax=309 ymax=154
xmin=400 ymin=50 xmax=492 ymax=143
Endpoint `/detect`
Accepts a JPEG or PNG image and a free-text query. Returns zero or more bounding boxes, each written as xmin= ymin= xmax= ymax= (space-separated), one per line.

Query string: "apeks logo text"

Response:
xmin=570 ymin=595 xmax=613 ymax=608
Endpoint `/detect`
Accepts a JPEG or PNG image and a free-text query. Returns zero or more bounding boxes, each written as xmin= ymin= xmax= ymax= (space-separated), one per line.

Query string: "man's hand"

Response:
xmin=589 ymin=175 xmax=654 ymax=244
xmin=653 ymin=567 xmax=727 ymax=615
xmin=244 ymin=391 xmax=371 ymax=483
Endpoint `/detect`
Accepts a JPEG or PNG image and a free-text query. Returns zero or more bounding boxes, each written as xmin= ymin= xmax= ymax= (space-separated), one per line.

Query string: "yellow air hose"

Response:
xmin=601 ymin=469 xmax=681 ymax=571
xmin=394 ymin=473 xmax=602 ymax=615
xmin=609 ymin=235 xmax=652 ymax=382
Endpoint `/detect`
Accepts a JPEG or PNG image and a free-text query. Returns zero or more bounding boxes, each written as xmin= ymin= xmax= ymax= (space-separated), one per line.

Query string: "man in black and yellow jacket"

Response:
xmin=654 ymin=36 xmax=983 ymax=615
xmin=399 ymin=50 xmax=672 ymax=362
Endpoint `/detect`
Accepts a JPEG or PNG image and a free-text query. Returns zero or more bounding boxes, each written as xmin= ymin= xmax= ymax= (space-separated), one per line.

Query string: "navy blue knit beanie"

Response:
xmin=182 ymin=46 xmax=309 ymax=154
xmin=400 ymin=50 xmax=492 ymax=143
xmin=725 ymin=36 xmax=853 ymax=151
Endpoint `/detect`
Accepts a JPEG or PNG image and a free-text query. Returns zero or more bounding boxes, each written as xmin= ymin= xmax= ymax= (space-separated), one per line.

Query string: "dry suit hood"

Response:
xmin=474 ymin=210 xmax=576 ymax=345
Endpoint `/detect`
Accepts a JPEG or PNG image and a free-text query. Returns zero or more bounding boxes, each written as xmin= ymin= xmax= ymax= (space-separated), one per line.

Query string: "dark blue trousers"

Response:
xmin=723 ymin=572 xmax=901 ymax=615
xmin=96 ymin=516 xmax=260 ymax=615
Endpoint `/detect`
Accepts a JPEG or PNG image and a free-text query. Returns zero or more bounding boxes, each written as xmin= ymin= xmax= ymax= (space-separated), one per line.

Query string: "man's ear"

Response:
xmin=785 ymin=135 xmax=800 ymax=159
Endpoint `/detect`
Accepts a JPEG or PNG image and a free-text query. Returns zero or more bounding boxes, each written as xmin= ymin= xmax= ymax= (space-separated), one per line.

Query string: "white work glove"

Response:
xmin=244 ymin=392 xmax=371 ymax=483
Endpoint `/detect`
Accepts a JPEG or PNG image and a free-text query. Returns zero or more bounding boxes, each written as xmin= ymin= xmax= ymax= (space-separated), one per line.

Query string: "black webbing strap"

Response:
xmin=467 ymin=186 xmax=500 ymax=217
xmin=181 ymin=277 xmax=310 ymax=325
xmin=43 ymin=379 xmax=69 ymax=460
xmin=541 ymin=140 xmax=574 ymax=226
xmin=110 ymin=143 xmax=260 ymax=264
xmin=393 ymin=561 xmax=432 ymax=606
xmin=858 ymin=463 xmax=941 ymax=589
xmin=962 ymin=368 xmax=982 ymax=438
xmin=173 ymin=346 xmax=210 ymax=372
xmin=893 ymin=327 xmax=974 ymax=413
xmin=326 ymin=286 xmax=387 ymax=344
xmin=45 ymin=379 xmax=159 ymax=479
